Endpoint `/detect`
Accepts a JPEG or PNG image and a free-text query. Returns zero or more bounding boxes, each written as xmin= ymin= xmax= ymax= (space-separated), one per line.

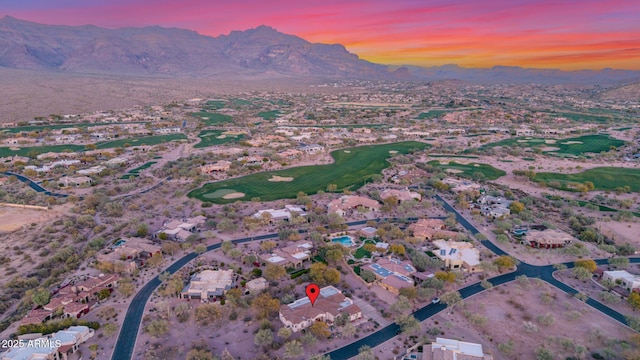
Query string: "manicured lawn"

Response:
xmin=535 ymin=167 xmax=640 ymax=192
xmin=417 ymin=110 xmax=449 ymax=119
xmin=121 ymin=161 xmax=157 ymax=179
xmin=188 ymin=141 xmax=428 ymax=203
xmin=427 ymin=160 xmax=506 ymax=180
xmin=481 ymin=134 xmax=624 ymax=156
xmin=257 ymin=110 xmax=281 ymax=120
xmin=194 ymin=130 xmax=245 ymax=148
xmin=0 ymin=134 xmax=185 ymax=158
xmin=204 ymin=100 xmax=226 ymax=110
xmin=353 ymin=240 xmax=375 ymax=259
xmin=95 ymin=134 xmax=187 ymax=149
xmin=0 ymin=144 xmax=85 ymax=158
xmin=1 ymin=121 xmax=146 ymax=134
xmin=188 ymin=111 xmax=233 ymax=126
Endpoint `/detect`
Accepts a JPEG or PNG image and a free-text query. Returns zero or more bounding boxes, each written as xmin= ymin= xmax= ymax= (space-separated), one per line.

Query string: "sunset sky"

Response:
xmin=2 ymin=0 xmax=639 ymax=70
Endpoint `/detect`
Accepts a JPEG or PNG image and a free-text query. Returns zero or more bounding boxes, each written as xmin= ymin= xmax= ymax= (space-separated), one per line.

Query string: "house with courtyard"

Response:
xmin=365 ymin=257 xmax=416 ymax=294
xmin=475 ymin=195 xmax=512 ymax=219
xmin=279 ymin=286 xmax=362 ymax=332
xmin=423 ymin=338 xmax=493 ymax=360
xmin=245 ymin=277 xmax=268 ymax=295
xmin=260 ymin=241 xmax=314 ymax=269
xmin=200 ymin=160 xmax=232 ymax=174
xmin=58 ymin=176 xmax=92 ymax=187
xmin=96 ymin=238 xmax=161 ymax=272
xmin=358 ymin=226 xmax=378 ymax=239
xmin=380 ymin=188 xmax=422 ymax=203
xmin=328 ymin=195 xmax=381 ymax=217
xmin=157 ymin=215 xmax=206 ymax=242
xmin=2 ymin=325 xmax=94 ymax=360
xmin=298 ymin=143 xmax=325 ymax=154
xmin=526 ymin=229 xmax=574 ymax=248
xmin=181 ymin=269 xmax=236 ymax=301
xmin=409 ymin=219 xmax=459 ymax=241
xmin=432 ymin=240 xmax=481 ymax=272
xmin=603 ymin=270 xmax=640 ymax=292
xmin=252 ymin=205 xmax=307 ymax=223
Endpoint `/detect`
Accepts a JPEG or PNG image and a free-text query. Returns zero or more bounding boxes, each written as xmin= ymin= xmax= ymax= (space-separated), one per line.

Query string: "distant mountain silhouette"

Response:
xmin=1 ymin=16 xmax=638 ymax=84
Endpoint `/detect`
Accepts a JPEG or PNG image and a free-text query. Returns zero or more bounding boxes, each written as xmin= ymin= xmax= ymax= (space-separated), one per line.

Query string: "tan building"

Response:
xmin=245 ymin=277 xmax=268 ymax=295
xmin=365 ymin=257 xmax=416 ymax=294
xmin=200 ymin=160 xmax=232 ymax=174
xmin=58 ymin=176 xmax=92 ymax=187
xmin=526 ymin=229 xmax=574 ymax=249
xmin=328 ymin=195 xmax=381 ymax=217
xmin=424 ymin=337 xmax=493 ymax=360
xmin=279 ymin=286 xmax=361 ymax=332
xmin=260 ymin=241 xmax=314 ymax=268
xmin=433 ymin=240 xmax=481 ymax=272
xmin=181 ymin=269 xmax=235 ymax=300
xmin=409 ymin=219 xmax=459 ymax=241
xmin=96 ymin=238 xmax=161 ymax=272
xmin=380 ymin=189 xmax=422 ymax=203
xmin=2 ymin=326 xmax=94 ymax=360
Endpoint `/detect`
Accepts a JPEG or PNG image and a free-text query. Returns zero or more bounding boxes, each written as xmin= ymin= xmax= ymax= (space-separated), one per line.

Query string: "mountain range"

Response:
xmin=1 ymin=16 xmax=639 ymax=85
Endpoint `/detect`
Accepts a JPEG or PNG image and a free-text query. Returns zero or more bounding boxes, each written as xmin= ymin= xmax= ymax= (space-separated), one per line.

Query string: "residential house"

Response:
xmin=236 ymin=155 xmax=265 ymax=166
xmin=96 ymin=238 xmax=161 ymax=273
xmin=157 ymin=215 xmax=205 ymax=242
xmin=58 ymin=176 xmax=92 ymax=188
xmin=181 ymin=269 xmax=235 ymax=300
xmin=409 ymin=219 xmax=458 ymax=241
xmin=365 ymin=257 xmax=416 ymax=294
xmin=442 ymin=177 xmax=481 ymax=192
xmin=328 ymin=195 xmax=381 ymax=217
xmin=423 ymin=338 xmax=493 ymax=360
xmin=298 ymin=143 xmax=324 ymax=154
xmin=278 ymin=149 xmax=303 ymax=159
xmin=71 ymin=274 xmax=120 ymax=303
xmin=3 ymin=137 xmax=36 ymax=145
xmin=526 ymin=229 xmax=573 ymax=249
xmin=380 ymin=189 xmax=422 ymax=203
xmin=200 ymin=160 xmax=232 ymax=174
xmin=279 ymin=286 xmax=362 ymax=332
xmin=432 ymin=240 xmax=481 ymax=272
xmin=252 ymin=205 xmax=306 ymax=223
xmin=260 ymin=241 xmax=314 ymax=269
xmin=77 ymin=165 xmax=106 ymax=175
xmin=2 ymin=326 xmax=94 ymax=360
xmin=603 ymin=270 xmax=640 ymax=292
xmin=515 ymin=127 xmax=535 ymax=136
xmin=358 ymin=226 xmax=377 ymax=239
xmin=475 ymin=195 xmax=512 ymax=219
xmin=154 ymin=127 xmax=181 ymax=134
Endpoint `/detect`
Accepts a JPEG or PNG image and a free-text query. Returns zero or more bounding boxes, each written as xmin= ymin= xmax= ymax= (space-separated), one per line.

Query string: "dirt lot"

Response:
xmin=0 ymin=204 xmax=69 ymax=233
xmin=373 ymin=280 xmax=640 ymax=360
xmin=598 ymin=220 xmax=640 ymax=250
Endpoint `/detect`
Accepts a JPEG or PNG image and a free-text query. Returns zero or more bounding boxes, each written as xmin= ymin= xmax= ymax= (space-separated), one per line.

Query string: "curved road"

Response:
xmin=324 ymin=195 xmax=639 ymax=360
xmin=0 ymin=171 xmax=70 ymax=198
xmin=112 ymin=193 xmax=637 ymax=360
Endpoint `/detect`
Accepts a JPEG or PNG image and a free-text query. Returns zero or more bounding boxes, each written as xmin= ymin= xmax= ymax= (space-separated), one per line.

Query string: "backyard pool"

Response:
xmin=112 ymin=239 xmax=127 ymax=248
xmin=331 ymin=235 xmax=354 ymax=247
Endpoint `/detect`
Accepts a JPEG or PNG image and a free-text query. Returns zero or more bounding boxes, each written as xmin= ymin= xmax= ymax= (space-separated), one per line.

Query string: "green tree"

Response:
xmin=389 ymin=295 xmax=412 ymax=317
xmin=186 ymin=349 xmax=216 ymax=360
xmin=254 ymin=328 xmax=274 ymax=348
xmin=509 ymin=201 xmax=525 ymax=214
xmin=263 ymin=264 xmax=287 ymax=281
xmin=441 ymin=291 xmax=463 ymax=310
xmin=494 ymin=256 xmax=516 ymax=271
xmin=136 ymin=223 xmax=148 ymax=237
xmin=283 ymin=340 xmax=303 ymax=360
xmin=396 ymin=314 xmax=420 ymax=335
xmin=147 ymin=252 xmax=164 ymax=268
xmin=572 ymin=267 xmax=592 ymax=281
xmin=574 ymin=259 xmax=597 ymax=273
xmin=277 ymin=327 xmax=292 ymax=339
xmin=32 ymin=288 xmax=50 ymax=307
xmin=609 ymin=257 xmax=630 ymax=269
xmin=399 ymin=286 xmax=418 ymax=300
xmin=356 ymin=345 xmax=375 ymax=360
xmin=252 ymin=293 xmax=280 ymax=319
xmin=118 ymin=278 xmax=135 ymax=297
xmin=195 ymin=303 xmax=222 ymax=326
xmin=309 ymin=321 xmax=331 ymax=339
xmin=97 ymin=288 xmax=111 ymax=300
xmin=145 ymin=319 xmax=169 ymax=337
xmin=435 ymin=271 xmax=457 ymax=283
xmin=359 ymin=269 xmax=376 ymax=283
xmin=628 ymin=292 xmax=640 ymax=311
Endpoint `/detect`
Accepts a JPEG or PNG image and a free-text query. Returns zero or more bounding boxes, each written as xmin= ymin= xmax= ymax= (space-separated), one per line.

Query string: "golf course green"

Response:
xmin=188 ymin=141 xmax=428 ymax=203
xmin=481 ymin=134 xmax=624 ymax=156
xmin=535 ymin=167 xmax=640 ymax=192
xmin=427 ymin=160 xmax=506 ymax=180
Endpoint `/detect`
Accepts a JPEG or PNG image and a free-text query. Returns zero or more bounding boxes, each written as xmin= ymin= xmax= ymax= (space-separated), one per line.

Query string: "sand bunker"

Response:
xmin=517 ymin=140 xmax=529 ymax=143
xmin=344 ymin=150 xmax=351 ymax=153
xmin=446 ymin=169 xmax=463 ymax=174
xmin=9 ymin=147 xmax=20 ymax=151
xmin=268 ymin=175 xmax=294 ymax=182
xmin=562 ymin=141 xmax=583 ymax=144
xmin=222 ymin=192 xmax=245 ymax=199
xmin=473 ymin=164 xmax=480 ymax=167
xmin=545 ymin=139 xmax=557 ymax=144
xmin=541 ymin=146 xmax=560 ymax=152
xmin=389 ymin=150 xmax=398 ymax=154
xmin=216 ymin=135 xmax=227 ymax=139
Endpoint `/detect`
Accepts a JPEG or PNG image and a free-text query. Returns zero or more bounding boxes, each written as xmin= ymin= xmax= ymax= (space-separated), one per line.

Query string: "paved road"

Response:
xmin=0 ymin=171 xmax=70 ymax=198
xmin=325 ymin=194 xmax=639 ymax=360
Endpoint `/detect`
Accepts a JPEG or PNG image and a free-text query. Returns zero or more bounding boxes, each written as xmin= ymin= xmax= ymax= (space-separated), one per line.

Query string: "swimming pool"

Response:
xmin=331 ymin=235 xmax=354 ymax=247
xmin=112 ymin=239 xmax=127 ymax=248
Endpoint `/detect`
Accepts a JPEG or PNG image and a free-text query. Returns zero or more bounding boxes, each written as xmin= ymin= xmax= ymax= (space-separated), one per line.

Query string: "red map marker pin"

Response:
xmin=306 ymin=283 xmax=320 ymax=306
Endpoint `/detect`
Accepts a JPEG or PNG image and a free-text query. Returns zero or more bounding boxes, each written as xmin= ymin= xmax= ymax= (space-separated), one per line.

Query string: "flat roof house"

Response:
xmin=603 ymin=270 xmax=640 ymax=292
xmin=380 ymin=189 xmax=422 ymax=203
xmin=423 ymin=337 xmax=493 ymax=360
xmin=526 ymin=229 xmax=574 ymax=249
xmin=409 ymin=219 xmax=459 ymax=241
xmin=181 ymin=269 xmax=235 ymax=301
xmin=279 ymin=286 xmax=361 ymax=332
xmin=260 ymin=241 xmax=314 ymax=269
xmin=433 ymin=240 xmax=481 ymax=272
xmin=2 ymin=326 xmax=94 ymax=360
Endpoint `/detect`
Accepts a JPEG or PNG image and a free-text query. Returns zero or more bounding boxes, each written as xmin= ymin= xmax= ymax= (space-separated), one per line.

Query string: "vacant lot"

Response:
xmin=427 ymin=160 xmax=506 ymax=180
xmin=481 ymin=134 xmax=624 ymax=156
xmin=188 ymin=111 xmax=233 ymax=126
xmin=189 ymin=141 xmax=428 ymax=203
xmin=194 ymin=130 xmax=245 ymax=148
xmin=535 ymin=167 xmax=640 ymax=192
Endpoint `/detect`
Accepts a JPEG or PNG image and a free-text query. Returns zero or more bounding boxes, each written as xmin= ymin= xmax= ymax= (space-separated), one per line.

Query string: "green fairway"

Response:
xmin=427 ymin=160 xmax=506 ymax=180
xmin=481 ymin=134 xmax=624 ymax=156
xmin=188 ymin=111 xmax=233 ymax=126
xmin=188 ymin=141 xmax=428 ymax=203
xmin=417 ymin=110 xmax=449 ymax=119
xmin=194 ymin=130 xmax=245 ymax=148
xmin=204 ymin=100 xmax=226 ymax=110
xmin=95 ymin=134 xmax=187 ymax=149
xmin=257 ymin=110 xmax=281 ymax=120
xmin=121 ymin=161 xmax=157 ymax=178
xmin=1 ymin=121 xmax=146 ymax=134
xmin=535 ymin=167 xmax=640 ymax=192
xmin=0 ymin=134 xmax=186 ymax=158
